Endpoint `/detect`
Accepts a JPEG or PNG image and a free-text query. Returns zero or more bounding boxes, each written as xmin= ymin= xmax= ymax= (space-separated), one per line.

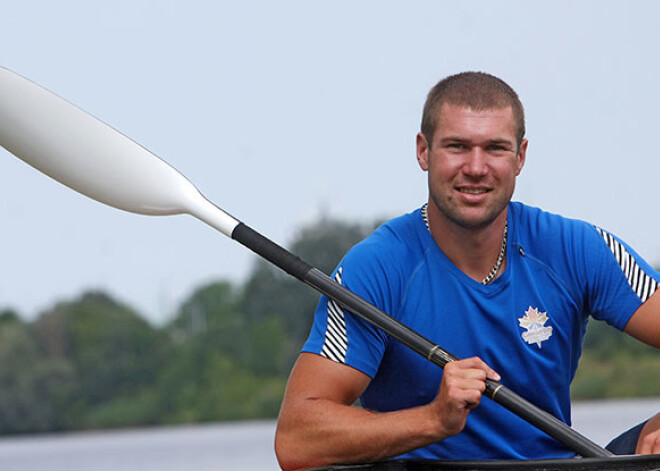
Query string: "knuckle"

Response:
xmin=444 ymin=376 xmax=458 ymax=388
xmin=468 ymin=391 xmax=482 ymax=407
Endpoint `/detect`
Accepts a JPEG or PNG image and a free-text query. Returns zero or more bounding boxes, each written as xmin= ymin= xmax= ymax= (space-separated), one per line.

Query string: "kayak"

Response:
xmin=308 ymin=455 xmax=660 ymax=471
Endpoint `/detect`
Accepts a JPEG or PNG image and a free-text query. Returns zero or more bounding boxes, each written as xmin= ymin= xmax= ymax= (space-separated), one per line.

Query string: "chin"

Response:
xmin=447 ymin=208 xmax=503 ymax=230
xmin=431 ymin=195 xmax=508 ymax=230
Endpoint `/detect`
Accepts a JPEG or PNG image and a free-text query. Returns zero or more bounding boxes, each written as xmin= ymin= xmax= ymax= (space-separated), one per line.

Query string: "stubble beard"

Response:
xmin=429 ymin=182 xmax=514 ymax=231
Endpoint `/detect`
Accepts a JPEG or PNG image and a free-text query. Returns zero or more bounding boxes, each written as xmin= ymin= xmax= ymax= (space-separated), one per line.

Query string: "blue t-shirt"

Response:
xmin=302 ymin=202 xmax=659 ymax=460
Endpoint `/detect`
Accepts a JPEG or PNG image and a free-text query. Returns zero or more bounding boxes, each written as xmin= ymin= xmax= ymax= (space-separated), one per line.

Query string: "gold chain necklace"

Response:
xmin=421 ymin=203 xmax=507 ymax=285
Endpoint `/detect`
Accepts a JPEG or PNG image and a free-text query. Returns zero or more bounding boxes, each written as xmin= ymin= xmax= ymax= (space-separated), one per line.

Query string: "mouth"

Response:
xmin=457 ymin=186 xmax=490 ymax=195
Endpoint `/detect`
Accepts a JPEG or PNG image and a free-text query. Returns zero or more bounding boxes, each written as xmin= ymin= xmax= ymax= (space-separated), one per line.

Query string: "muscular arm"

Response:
xmin=275 ymin=352 xmax=500 ymax=470
xmin=624 ymin=290 xmax=660 ymax=454
xmin=624 ymin=290 xmax=660 ymax=349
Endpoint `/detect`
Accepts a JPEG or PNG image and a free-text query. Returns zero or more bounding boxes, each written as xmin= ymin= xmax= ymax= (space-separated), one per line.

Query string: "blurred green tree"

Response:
xmin=0 ymin=318 xmax=77 ymax=434
xmin=32 ymin=291 xmax=173 ymax=428
xmin=160 ymin=281 xmax=285 ymax=421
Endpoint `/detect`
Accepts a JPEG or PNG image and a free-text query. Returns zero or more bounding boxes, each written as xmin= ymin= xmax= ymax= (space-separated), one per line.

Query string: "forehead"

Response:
xmin=434 ymin=103 xmax=517 ymax=142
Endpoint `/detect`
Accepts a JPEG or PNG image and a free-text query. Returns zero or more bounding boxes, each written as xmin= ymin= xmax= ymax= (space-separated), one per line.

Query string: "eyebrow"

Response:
xmin=439 ymin=136 xmax=515 ymax=147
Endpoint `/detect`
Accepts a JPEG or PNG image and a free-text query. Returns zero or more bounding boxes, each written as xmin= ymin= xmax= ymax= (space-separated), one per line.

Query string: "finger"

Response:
xmin=486 ymin=367 xmax=502 ymax=382
xmin=446 ymin=386 xmax=483 ymax=410
xmin=637 ymin=435 xmax=649 ymax=455
xmin=444 ymin=377 xmax=489 ymax=398
xmin=448 ymin=357 xmax=501 ymax=382
xmin=463 ymin=390 xmax=483 ymax=410
xmin=470 ymin=358 xmax=501 ymax=382
xmin=638 ymin=431 xmax=660 ymax=455
xmin=445 ymin=367 xmax=488 ymax=382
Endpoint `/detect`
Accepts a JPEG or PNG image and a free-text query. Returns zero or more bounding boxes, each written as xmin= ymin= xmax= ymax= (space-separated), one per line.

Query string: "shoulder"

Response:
xmin=508 ymin=202 xmax=610 ymax=295
xmin=342 ymin=208 xmax=427 ymax=272
xmin=336 ymin=208 xmax=430 ymax=307
xmin=509 ymin=201 xmax=602 ymax=251
xmin=509 ymin=201 xmax=593 ymax=234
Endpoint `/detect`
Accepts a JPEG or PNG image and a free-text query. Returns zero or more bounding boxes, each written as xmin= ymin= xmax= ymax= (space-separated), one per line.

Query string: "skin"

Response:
xmin=624 ymin=290 xmax=660 ymax=454
xmin=275 ymin=353 xmax=500 ymax=471
xmin=415 ymin=104 xmax=527 ymax=281
xmin=637 ymin=411 xmax=660 ymax=454
xmin=275 ymin=103 xmax=660 ymax=469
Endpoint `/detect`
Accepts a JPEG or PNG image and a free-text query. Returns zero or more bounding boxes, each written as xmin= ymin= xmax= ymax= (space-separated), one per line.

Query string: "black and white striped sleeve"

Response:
xmin=595 ymin=227 xmax=658 ymax=304
xmin=320 ymin=268 xmax=349 ymax=363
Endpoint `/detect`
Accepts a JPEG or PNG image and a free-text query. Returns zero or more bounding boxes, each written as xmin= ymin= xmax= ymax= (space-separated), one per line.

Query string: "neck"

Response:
xmin=424 ymin=203 xmax=508 ymax=284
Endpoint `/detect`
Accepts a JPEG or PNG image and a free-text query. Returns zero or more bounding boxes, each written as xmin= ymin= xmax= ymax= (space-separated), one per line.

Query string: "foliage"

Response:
xmin=30 ymin=291 xmax=174 ymax=429
xmin=0 ymin=320 xmax=77 ymax=433
xmin=571 ymin=319 xmax=660 ymax=400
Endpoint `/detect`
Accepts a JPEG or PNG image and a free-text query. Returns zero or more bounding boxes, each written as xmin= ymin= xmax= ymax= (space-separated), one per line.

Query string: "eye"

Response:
xmin=487 ymin=144 xmax=511 ymax=154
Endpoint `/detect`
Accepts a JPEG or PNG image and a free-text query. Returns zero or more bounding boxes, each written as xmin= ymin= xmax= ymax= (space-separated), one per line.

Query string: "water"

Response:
xmin=0 ymin=420 xmax=279 ymax=471
xmin=571 ymin=397 xmax=660 ymax=447
xmin=0 ymin=398 xmax=658 ymax=471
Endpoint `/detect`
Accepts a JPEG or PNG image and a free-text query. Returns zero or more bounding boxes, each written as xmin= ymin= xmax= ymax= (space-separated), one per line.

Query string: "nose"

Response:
xmin=463 ymin=148 xmax=488 ymax=177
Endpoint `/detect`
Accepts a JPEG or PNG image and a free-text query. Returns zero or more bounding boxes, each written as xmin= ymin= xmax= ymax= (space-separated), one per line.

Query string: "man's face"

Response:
xmin=416 ymin=103 xmax=527 ymax=230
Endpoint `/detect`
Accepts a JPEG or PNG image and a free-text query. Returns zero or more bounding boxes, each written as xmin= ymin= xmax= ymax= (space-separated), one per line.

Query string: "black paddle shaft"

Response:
xmin=231 ymin=222 xmax=612 ymax=458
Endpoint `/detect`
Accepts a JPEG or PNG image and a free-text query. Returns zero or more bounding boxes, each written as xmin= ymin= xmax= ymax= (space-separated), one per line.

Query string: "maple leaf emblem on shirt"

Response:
xmin=518 ymin=306 xmax=553 ymax=349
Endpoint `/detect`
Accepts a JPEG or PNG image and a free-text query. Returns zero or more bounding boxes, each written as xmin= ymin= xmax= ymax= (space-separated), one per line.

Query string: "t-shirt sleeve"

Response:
xmin=585 ymin=225 xmax=659 ymax=330
xmin=302 ymin=240 xmax=393 ymax=379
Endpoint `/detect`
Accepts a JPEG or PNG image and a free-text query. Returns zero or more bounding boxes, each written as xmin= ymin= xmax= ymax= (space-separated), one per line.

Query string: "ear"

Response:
xmin=515 ymin=138 xmax=528 ymax=176
xmin=416 ymin=132 xmax=430 ymax=171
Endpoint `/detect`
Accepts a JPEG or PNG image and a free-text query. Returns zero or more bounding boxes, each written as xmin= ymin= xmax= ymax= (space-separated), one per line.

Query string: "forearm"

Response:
xmin=275 ymin=398 xmax=445 ymax=471
xmin=275 ymin=354 xmax=496 ymax=470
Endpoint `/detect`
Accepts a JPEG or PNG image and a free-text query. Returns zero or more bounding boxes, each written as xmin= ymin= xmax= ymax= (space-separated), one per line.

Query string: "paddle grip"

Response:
xmin=231 ymin=223 xmax=313 ymax=281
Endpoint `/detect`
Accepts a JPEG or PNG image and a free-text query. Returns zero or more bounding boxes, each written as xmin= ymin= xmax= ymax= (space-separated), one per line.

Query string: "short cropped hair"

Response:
xmin=421 ymin=72 xmax=526 ymax=147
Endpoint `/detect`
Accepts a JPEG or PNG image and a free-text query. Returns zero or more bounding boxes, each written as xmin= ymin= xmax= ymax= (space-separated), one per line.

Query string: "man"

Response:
xmin=275 ymin=72 xmax=660 ymax=471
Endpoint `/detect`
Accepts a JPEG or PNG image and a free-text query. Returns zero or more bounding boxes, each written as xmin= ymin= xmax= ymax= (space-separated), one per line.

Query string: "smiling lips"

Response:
xmin=458 ymin=186 xmax=490 ymax=195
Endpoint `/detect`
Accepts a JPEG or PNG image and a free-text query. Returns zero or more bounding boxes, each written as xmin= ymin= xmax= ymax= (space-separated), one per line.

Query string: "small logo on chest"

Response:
xmin=518 ymin=306 xmax=553 ymax=348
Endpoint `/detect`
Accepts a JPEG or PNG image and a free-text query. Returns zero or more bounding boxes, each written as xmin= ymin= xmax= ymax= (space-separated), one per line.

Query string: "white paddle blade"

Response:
xmin=0 ymin=66 xmax=240 ymax=237
xmin=0 ymin=67 xmax=194 ymax=216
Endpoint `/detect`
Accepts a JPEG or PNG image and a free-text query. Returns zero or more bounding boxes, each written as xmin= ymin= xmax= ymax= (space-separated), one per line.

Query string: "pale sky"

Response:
xmin=1 ymin=1 xmax=658 ymax=324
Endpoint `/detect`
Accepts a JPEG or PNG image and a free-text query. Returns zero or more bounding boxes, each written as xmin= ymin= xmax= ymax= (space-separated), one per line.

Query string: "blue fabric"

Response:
xmin=302 ymin=202 xmax=659 ymax=460
xmin=606 ymin=421 xmax=648 ymax=455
